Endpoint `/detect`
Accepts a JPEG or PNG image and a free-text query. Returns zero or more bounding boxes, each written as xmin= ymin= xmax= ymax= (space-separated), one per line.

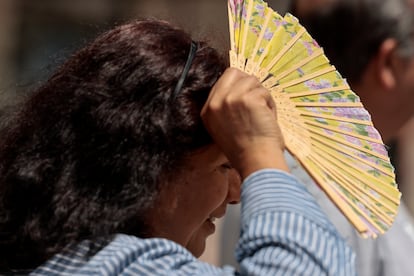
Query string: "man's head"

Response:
xmin=295 ymin=0 xmax=414 ymax=142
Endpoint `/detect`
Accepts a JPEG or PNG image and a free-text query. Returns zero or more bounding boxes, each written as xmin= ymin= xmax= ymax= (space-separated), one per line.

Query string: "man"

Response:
xmin=219 ymin=0 xmax=414 ymax=274
xmin=293 ymin=0 xmax=414 ymax=275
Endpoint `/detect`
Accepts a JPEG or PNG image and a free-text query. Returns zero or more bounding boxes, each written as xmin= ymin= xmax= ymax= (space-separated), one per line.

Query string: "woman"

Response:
xmin=0 ymin=19 xmax=355 ymax=275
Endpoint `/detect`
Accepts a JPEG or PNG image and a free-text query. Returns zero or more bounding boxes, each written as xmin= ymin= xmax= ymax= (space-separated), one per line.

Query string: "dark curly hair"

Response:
xmin=0 ymin=19 xmax=226 ymax=270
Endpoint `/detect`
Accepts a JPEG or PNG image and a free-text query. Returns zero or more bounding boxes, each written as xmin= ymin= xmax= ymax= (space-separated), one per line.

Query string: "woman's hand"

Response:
xmin=201 ymin=68 xmax=289 ymax=179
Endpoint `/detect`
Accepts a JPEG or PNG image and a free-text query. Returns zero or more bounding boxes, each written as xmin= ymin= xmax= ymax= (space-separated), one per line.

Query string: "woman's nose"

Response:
xmin=227 ymin=169 xmax=241 ymax=204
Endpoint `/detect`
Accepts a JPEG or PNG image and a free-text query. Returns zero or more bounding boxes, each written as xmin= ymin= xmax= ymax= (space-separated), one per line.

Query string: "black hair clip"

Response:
xmin=172 ymin=41 xmax=198 ymax=99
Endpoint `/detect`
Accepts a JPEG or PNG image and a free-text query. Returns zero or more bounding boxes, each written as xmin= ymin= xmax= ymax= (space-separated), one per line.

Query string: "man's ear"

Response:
xmin=375 ymin=38 xmax=398 ymax=90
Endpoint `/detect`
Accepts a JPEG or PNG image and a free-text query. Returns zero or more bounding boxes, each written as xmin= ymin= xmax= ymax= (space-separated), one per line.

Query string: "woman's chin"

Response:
xmin=187 ymin=239 xmax=206 ymax=258
xmin=186 ymin=221 xmax=216 ymax=257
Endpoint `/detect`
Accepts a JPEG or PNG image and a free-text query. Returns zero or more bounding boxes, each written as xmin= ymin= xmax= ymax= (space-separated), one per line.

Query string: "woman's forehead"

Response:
xmin=186 ymin=144 xmax=227 ymax=166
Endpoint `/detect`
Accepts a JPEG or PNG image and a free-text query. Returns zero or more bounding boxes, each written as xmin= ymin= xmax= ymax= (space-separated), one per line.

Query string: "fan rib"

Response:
xmin=246 ymin=12 xmax=272 ymax=74
xmin=300 ymin=111 xmax=373 ymax=126
xmin=284 ymin=86 xmax=350 ymax=99
xmin=308 ymin=136 xmax=400 ymax=202
xmin=312 ymin=143 xmax=399 ymax=197
xmin=273 ymin=66 xmax=336 ymax=91
xmin=309 ymin=129 xmax=395 ymax=177
xmin=328 ymin=180 xmax=386 ymax=235
xmin=250 ymin=12 xmax=272 ymax=61
xmin=309 ymin=141 xmax=399 ymax=212
xmin=304 ymin=123 xmax=395 ymax=177
xmin=308 ymin=152 xmax=395 ymax=227
xmin=267 ymin=49 xmax=325 ymax=85
xmin=240 ymin=0 xmax=255 ymax=58
xmin=307 ymin=126 xmax=389 ymax=160
xmin=304 ymin=120 xmax=382 ymax=144
xmin=228 ymin=2 xmax=236 ymax=51
xmin=237 ymin=55 xmax=247 ymax=71
xmin=250 ymin=8 xmax=272 ymax=60
xmin=322 ymin=168 xmax=395 ymax=226
xmin=307 ymin=154 xmax=386 ymax=235
xmin=306 ymin=145 xmax=398 ymax=206
xmin=264 ymin=28 xmax=307 ymax=73
xmin=230 ymin=50 xmax=238 ymax=68
xmin=298 ymin=157 xmax=369 ymax=233
xmin=255 ymin=20 xmax=288 ymax=80
xmin=294 ymin=102 xmax=363 ymax=108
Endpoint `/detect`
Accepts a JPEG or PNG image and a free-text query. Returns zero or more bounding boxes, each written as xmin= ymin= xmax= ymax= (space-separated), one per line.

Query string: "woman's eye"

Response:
xmin=214 ymin=162 xmax=233 ymax=173
xmin=220 ymin=163 xmax=233 ymax=170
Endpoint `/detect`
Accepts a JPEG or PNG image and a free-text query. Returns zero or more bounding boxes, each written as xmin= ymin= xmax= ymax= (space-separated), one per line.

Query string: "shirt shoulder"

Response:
xmin=31 ymin=234 xmax=235 ymax=276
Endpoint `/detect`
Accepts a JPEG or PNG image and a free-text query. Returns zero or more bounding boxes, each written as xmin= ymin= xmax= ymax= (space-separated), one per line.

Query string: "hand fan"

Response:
xmin=227 ymin=0 xmax=400 ymax=238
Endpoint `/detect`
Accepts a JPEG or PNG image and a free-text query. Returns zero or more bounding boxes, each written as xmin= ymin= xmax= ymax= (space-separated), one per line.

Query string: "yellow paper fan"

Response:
xmin=228 ymin=0 xmax=400 ymax=238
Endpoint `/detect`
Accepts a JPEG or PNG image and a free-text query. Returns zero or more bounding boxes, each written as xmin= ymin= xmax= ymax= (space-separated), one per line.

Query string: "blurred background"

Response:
xmin=0 ymin=0 xmax=289 ymax=112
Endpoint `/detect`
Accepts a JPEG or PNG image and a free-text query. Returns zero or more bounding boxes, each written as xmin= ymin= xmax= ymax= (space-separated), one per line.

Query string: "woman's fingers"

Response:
xmin=203 ymin=68 xmax=261 ymax=112
xmin=201 ymin=68 xmax=288 ymax=179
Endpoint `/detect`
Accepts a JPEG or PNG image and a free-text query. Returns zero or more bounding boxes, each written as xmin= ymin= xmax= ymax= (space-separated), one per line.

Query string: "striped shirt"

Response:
xmin=31 ymin=169 xmax=355 ymax=275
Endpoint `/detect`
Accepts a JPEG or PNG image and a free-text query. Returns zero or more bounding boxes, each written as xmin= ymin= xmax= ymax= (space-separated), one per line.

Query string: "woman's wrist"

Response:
xmin=232 ymin=144 xmax=289 ymax=180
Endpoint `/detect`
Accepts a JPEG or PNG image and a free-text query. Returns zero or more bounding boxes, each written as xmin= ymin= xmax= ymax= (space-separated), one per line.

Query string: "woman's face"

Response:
xmin=150 ymin=144 xmax=241 ymax=257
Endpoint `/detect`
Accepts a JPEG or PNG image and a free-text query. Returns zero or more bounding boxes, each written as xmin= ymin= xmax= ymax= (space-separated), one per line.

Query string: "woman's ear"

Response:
xmin=375 ymin=38 xmax=399 ymax=90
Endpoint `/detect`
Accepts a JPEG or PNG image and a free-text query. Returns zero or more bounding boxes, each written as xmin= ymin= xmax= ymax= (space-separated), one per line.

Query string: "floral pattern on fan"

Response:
xmin=228 ymin=0 xmax=400 ymax=238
